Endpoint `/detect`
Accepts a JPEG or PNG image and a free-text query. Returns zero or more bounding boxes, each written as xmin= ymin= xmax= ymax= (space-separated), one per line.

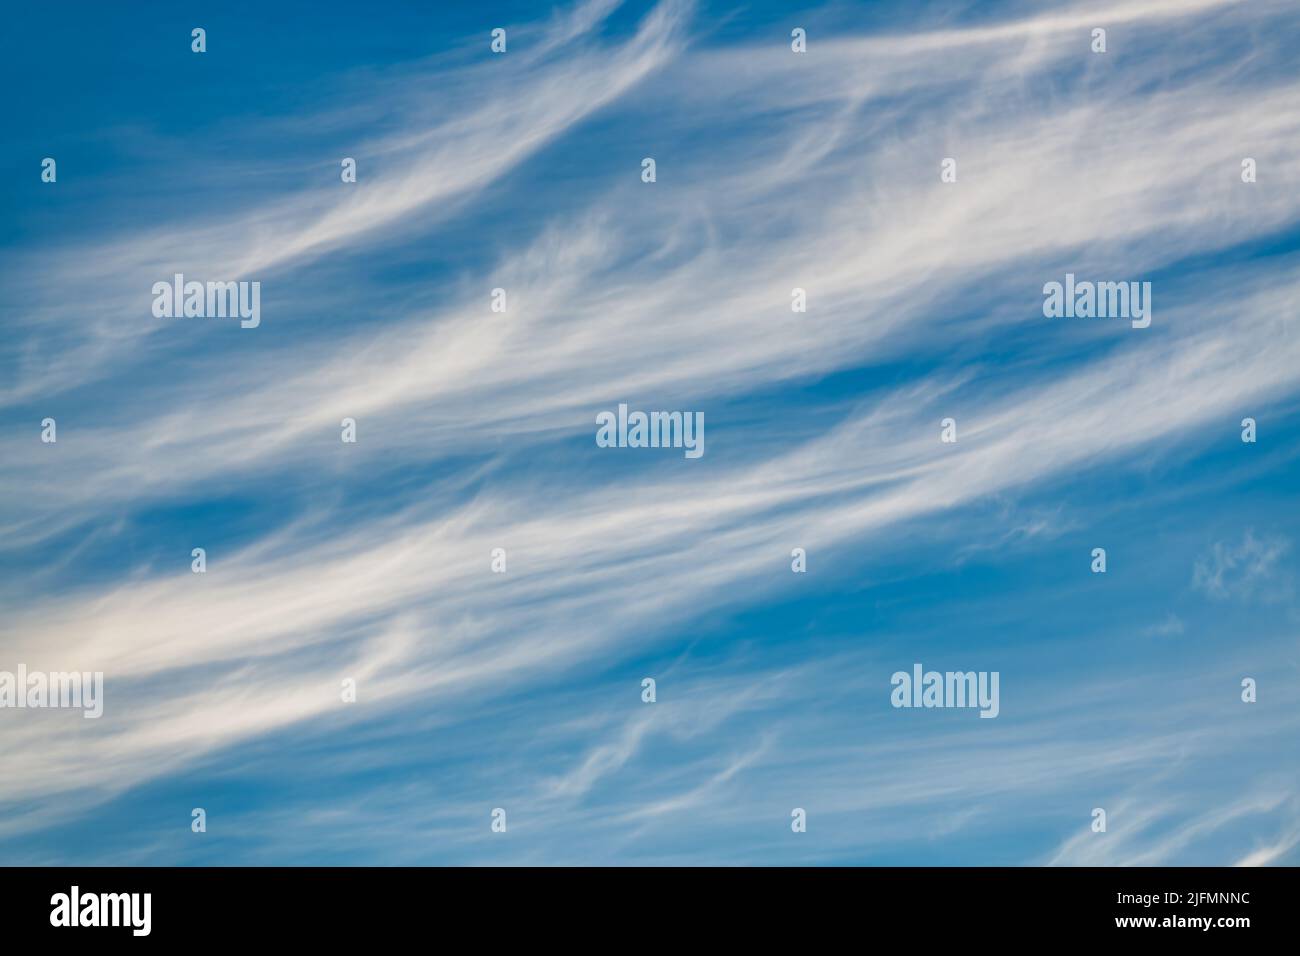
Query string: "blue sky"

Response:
xmin=1 ymin=0 xmax=1299 ymax=865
